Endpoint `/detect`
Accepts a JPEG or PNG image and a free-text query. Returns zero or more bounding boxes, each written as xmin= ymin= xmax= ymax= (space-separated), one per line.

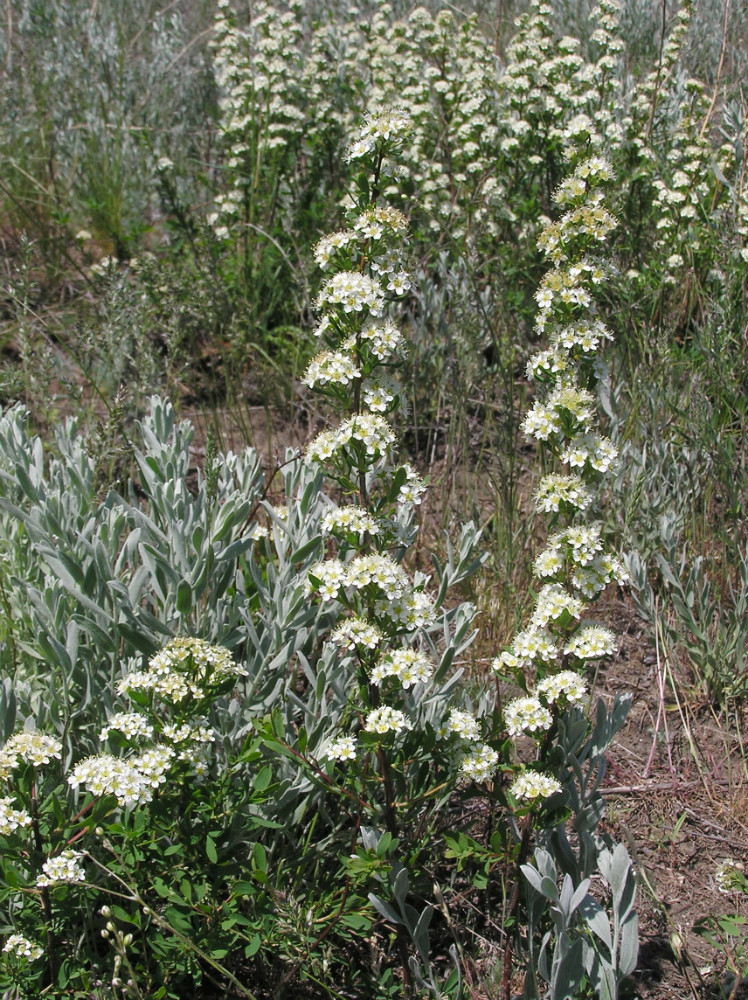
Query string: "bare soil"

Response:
xmin=598 ymin=592 xmax=748 ymax=1000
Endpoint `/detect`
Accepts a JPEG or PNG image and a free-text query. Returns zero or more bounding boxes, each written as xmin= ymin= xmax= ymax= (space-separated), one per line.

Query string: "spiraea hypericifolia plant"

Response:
xmin=0 ymin=639 xmax=270 ymax=999
xmin=492 ymin=120 xmax=637 ymax=999
xmin=300 ymin=108 xmax=494 ymax=996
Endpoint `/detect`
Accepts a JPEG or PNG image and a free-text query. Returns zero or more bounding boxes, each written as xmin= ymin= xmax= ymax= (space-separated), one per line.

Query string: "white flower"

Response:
xmin=132 ymin=747 xmax=174 ymax=789
xmin=536 ymin=670 xmax=587 ymax=706
xmin=439 ymin=709 xmax=481 ymax=742
xmin=0 ymin=732 xmax=62 ymax=778
xmin=303 ymin=350 xmax=361 ymax=388
xmin=359 ymin=320 xmax=403 ymax=360
xmin=535 ymin=474 xmax=592 ymax=513
xmin=162 ymin=721 xmax=215 ymax=745
xmin=510 ymin=770 xmax=562 ymax=803
xmin=345 ymin=553 xmax=409 ymax=600
xmin=308 ymin=559 xmax=346 ymax=601
xmin=564 ymin=626 xmax=617 ymax=659
xmin=314 ymin=230 xmax=356 ymax=269
xmin=531 ymin=584 xmax=584 ymax=628
xmin=534 ymin=546 xmax=564 ymax=578
xmin=68 ymin=754 xmax=158 ymax=807
xmin=458 ymin=743 xmax=499 ymax=784
xmin=317 ymin=272 xmax=384 ymax=316
xmin=512 ymin=627 xmax=559 ymax=664
xmin=364 ymin=706 xmax=413 ymax=736
xmin=332 ymin=617 xmax=383 ymax=650
xmin=100 ymin=713 xmax=154 ymax=743
xmin=37 ymin=850 xmax=86 ymax=887
xmin=715 ymin=858 xmax=744 ymax=893
xmin=325 ymin=736 xmax=357 ymax=762
xmin=504 ymin=697 xmax=553 ymax=737
xmin=396 ymin=464 xmax=427 ymax=506
xmin=2 ymin=934 xmax=42 ymax=960
xmin=371 ymin=648 xmax=434 ymax=688
xmin=523 ymin=403 xmax=561 ymax=440
xmin=321 ymin=507 xmax=380 ymax=537
xmin=0 ymin=796 xmax=31 ymax=836
xmin=118 ymin=638 xmax=246 ymax=704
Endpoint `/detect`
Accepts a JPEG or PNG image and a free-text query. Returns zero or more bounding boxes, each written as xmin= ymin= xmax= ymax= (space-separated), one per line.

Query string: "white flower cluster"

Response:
xmin=437 ymin=708 xmax=481 ymax=742
xmin=546 ymin=525 xmax=627 ymax=596
xmin=531 ymin=584 xmax=585 ymax=628
xmin=307 ymin=413 xmax=396 ymax=463
xmin=533 ymin=524 xmax=625 ymax=593
xmin=118 ymin=638 xmax=246 ymax=703
xmin=2 ymin=934 xmax=42 ymax=960
xmin=303 ymin=351 xmax=361 ymax=388
xmin=309 ymin=554 xmax=408 ymax=603
xmin=434 ymin=708 xmax=499 ymax=784
xmin=499 ymin=0 xmax=623 ymax=166
xmin=510 ymin=770 xmax=562 ymax=803
xmin=0 ymin=796 xmax=31 ymax=836
xmin=162 ymin=721 xmax=215 ymax=747
xmin=346 ymin=108 xmax=412 ymax=160
xmin=538 ymin=193 xmax=617 ymax=264
xmin=714 ymin=858 xmax=745 ymax=894
xmin=317 ymin=272 xmax=385 ymax=316
xmin=504 ymin=697 xmax=553 ymax=737
xmin=363 ymin=8 xmax=504 ymax=239
xmin=354 ymin=320 xmax=404 ymax=361
xmin=498 ymin=140 xmax=623 ymax=767
xmin=535 ymin=261 xmax=601 ymax=328
xmin=457 ymin=744 xmax=500 ymax=784
xmin=332 ymin=617 xmax=383 ymax=650
xmin=535 ymin=474 xmax=592 ymax=514
xmin=325 ymin=736 xmax=357 ymax=762
xmin=362 ymin=379 xmax=397 ymax=413
xmin=68 ymin=749 xmax=174 ymax=807
xmin=210 ymin=0 xmax=306 ymax=238
xmin=364 ymin=706 xmax=413 ymax=736
xmin=0 ymin=731 xmax=62 ymax=778
xmin=37 ymin=849 xmax=86 ymax=887
xmin=494 ymin=626 xmax=559 ymax=672
xmin=536 ymin=670 xmax=588 ymax=706
xmin=395 ymin=464 xmax=427 ymax=507
xmin=100 ymin=713 xmax=155 ymax=743
xmin=309 ymin=555 xmax=436 ymax=632
xmin=314 ymin=231 xmax=356 ymax=271
xmin=354 ymin=206 xmax=409 ymax=239
xmin=523 ymin=385 xmax=595 ymax=442
xmin=561 ymin=433 xmax=618 ymax=473
xmin=321 ymin=506 xmax=380 ymax=538
xmin=371 ymin=649 xmax=434 ymax=688
xmin=551 ymin=318 xmax=614 ymax=357
xmin=564 ymin=626 xmax=617 ymax=660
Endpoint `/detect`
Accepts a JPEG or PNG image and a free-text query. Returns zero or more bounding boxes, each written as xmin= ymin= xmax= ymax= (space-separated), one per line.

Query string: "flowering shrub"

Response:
xmin=8 ymin=0 xmax=748 ymax=990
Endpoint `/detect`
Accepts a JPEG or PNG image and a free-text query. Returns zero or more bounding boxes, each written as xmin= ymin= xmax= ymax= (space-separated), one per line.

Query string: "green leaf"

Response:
xmin=252 ymin=843 xmax=267 ymax=874
xmin=356 ymin=172 xmax=370 ymax=202
xmin=340 ymin=912 xmax=372 ymax=931
xmin=176 ymin=579 xmax=192 ymax=613
xmin=206 ymin=834 xmax=218 ymax=864
xmin=232 ymin=881 xmax=258 ymax=898
xmin=245 ymin=935 xmax=261 ymax=957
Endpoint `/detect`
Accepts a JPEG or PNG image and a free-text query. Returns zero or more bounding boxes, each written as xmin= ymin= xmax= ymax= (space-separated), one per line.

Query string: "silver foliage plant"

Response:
xmin=0 ymin=398 xmax=330 ymax=735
